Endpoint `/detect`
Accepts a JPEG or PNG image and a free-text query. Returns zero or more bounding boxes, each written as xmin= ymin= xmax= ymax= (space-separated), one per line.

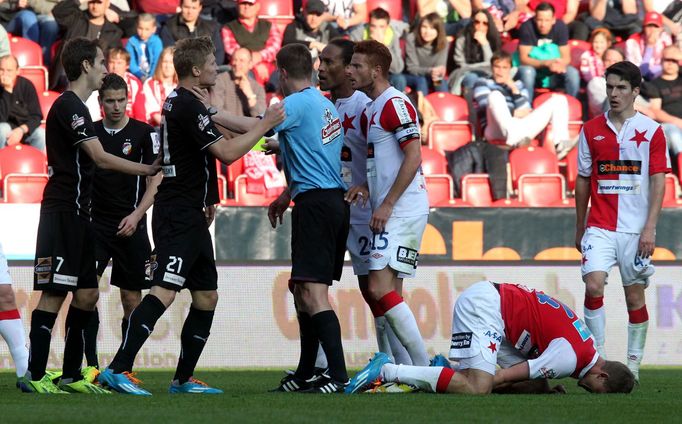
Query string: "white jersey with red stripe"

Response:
xmin=363 ymin=86 xmax=428 ymax=217
xmin=336 ymin=90 xmax=372 ymax=225
xmin=578 ymin=112 xmax=671 ymax=234
xmin=499 ymin=284 xmax=599 ymax=379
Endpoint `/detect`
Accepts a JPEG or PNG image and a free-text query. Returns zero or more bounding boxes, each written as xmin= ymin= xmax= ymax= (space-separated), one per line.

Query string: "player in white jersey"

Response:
xmin=345 ymin=40 xmax=430 ymax=366
xmin=0 ymin=241 xmax=29 ymax=382
xmin=575 ymin=61 xmax=670 ymax=382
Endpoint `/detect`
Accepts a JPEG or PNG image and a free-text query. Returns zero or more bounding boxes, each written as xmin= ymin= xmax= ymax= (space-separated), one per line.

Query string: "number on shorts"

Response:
xmin=359 ymin=236 xmax=371 ymax=256
xmin=372 ymin=232 xmax=389 ymax=251
xmin=166 ymin=256 xmax=183 ymax=273
xmin=55 ymin=256 xmax=64 ymax=272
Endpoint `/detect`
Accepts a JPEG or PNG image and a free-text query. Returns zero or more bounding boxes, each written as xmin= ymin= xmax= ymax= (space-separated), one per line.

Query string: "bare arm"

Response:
xmin=563 ymin=0 xmax=579 ymax=23
xmin=116 ymin=173 xmax=163 ymax=237
xmin=80 ymin=139 xmax=159 ymax=176
xmin=575 ymin=175 xmax=591 ymax=251
xmin=639 ymin=172 xmax=665 ymax=258
xmin=590 ymin=0 xmax=608 ymax=21
xmin=493 ymin=379 xmax=566 ymax=394
xmin=621 ymin=0 xmax=637 ymax=15
xmin=558 ymin=44 xmax=571 ymax=66
xmin=450 ymin=0 xmax=472 ymax=19
xmin=347 ymin=3 xmax=367 ymax=28
xmin=212 ymin=111 xmax=261 ymax=134
xmin=494 ymin=361 xmax=531 ymax=385
xmin=370 ymin=139 xmax=422 ymax=233
xmin=519 ymin=45 xmax=549 ymax=68
xmin=648 ymin=98 xmax=682 ymax=126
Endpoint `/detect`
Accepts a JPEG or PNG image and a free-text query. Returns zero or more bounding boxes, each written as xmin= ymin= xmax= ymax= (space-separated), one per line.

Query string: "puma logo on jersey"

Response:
xmin=77 ymin=129 xmax=88 ymax=137
xmin=206 ymin=129 xmax=216 ymax=137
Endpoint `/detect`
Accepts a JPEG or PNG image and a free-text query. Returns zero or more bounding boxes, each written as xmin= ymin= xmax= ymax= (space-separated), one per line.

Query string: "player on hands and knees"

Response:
xmin=81 ymin=73 xmax=163 ymax=378
xmin=0 ymin=241 xmax=29 ymax=386
xmin=98 ymin=36 xmax=283 ymax=395
xmin=20 ymin=37 xmax=160 ymax=395
xmin=344 ymin=40 xmax=430 ymax=367
xmin=347 ymin=281 xmax=636 ymax=395
xmin=575 ymin=61 xmax=669 ymax=382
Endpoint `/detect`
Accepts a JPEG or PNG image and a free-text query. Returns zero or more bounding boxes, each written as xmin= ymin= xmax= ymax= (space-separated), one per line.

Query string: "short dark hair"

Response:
xmin=535 ymin=2 xmax=555 ymax=15
xmin=99 ymin=73 xmax=128 ymax=98
xmin=328 ymin=38 xmax=355 ymax=66
xmin=62 ymin=37 xmax=99 ymax=82
xmin=354 ymin=40 xmax=392 ymax=78
xmin=369 ymin=7 xmax=390 ymax=22
xmin=491 ymin=50 xmax=512 ymax=66
xmin=276 ymin=44 xmax=313 ymax=80
xmin=602 ymin=361 xmax=635 ymax=394
xmin=174 ymin=36 xmax=215 ymax=79
xmin=605 ymin=60 xmax=642 ymax=90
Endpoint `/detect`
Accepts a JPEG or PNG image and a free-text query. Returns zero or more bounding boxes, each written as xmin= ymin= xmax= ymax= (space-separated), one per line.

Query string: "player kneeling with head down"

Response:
xmin=347 ymin=281 xmax=635 ymax=395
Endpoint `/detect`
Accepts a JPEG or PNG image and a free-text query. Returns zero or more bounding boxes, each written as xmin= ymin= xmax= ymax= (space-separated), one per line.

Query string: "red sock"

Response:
xmin=584 ymin=295 xmax=604 ymax=310
xmin=377 ymin=291 xmax=403 ymax=313
xmin=360 ymin=286 xmax=385 ymax=318
xmin=628 ymin=305 xmax=648 ymax=324
xmin=0 ymin=309 xmax=20 ymax=320
xmin=436 ymin=368 xmax=455 ymax=393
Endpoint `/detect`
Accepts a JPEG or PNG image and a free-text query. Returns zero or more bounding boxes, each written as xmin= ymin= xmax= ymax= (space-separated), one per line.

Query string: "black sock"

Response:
xmin=311 ymin=310 xmax=347 ymax=382
xmin=83 ymin=308 xmax=100 ymax=368
xmin=174 ymin=307 xmax=214 ymax=384
xmin=109 ymin=295 xmax=166 ymax=373
xmin=293 ymin=309 xmax=318 ymax=381
xmin=62 ymin=306 xmax=94 ymax=381
xmin=28 ymin=309 xmax=58 ymax=381
xmin=121 ymin=317 xmax=129 ymax=342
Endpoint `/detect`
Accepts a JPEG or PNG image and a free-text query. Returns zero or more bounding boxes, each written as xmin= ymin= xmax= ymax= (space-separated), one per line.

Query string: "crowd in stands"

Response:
xmin=0 ymin=0 xmax=680 ymax=207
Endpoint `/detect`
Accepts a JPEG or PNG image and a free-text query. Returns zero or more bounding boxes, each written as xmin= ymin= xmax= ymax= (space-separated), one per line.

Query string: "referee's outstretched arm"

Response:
xmin=208 ymin=103 xmax=285 ymax=165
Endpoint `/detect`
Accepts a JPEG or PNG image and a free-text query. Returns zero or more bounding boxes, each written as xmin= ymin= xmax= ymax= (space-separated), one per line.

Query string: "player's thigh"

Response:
xmin=185 ymin=226 xmax=218 ymax=293
xmin=151 ymin=207 xmax=206 ymax=292
xmin=496 ymin=339 xmax=527 ymax=369
xmin=34 ymin=212 xmax=97 ymax=292
xmin=367 ymin=214 xmax=428 ymax=278
xmin=581 ymin=227 xmax=618 ymax=283
xmin=110 ymin=225 xmax=153 ymax=291
xmin=449 ymin=281 xmax=504 ymax=376
xmin=617 ymin=232 xmax=654 ymax=287
xmin=93 ymin=220 xmax=115 ymax=280
xmin=290 ymin=189 xmax=347 ymax=285
xmin=347 ymin=223 xmax=372 ymax=276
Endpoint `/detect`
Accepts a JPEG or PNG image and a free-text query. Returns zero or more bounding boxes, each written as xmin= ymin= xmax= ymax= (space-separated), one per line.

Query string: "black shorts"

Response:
xmin=150 ymin=206 xmax=217 ymax=292
xmin=291 ymin=189 xmax=349 ymax=285
xmin=34 ymin=212 xmax=97 ymax=292
xmin=94 ymin=217 xmax=152 ymax=291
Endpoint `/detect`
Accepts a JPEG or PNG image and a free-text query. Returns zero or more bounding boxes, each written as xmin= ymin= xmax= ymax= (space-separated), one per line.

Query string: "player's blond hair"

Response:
xmin=603 ymin=360 xmax=635 ymax=393
xmin=173 ymin=36 xmax=215 ymax=79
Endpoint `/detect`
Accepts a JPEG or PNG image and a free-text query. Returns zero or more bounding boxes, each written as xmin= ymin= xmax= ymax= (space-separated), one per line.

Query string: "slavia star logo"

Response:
xmin=488 ymin=342 xmax=497 ymax=353
xmin=342 ymin=113 xmax=355 ymax=134
xmin=630 ymin=129 xmax=649 ymax=148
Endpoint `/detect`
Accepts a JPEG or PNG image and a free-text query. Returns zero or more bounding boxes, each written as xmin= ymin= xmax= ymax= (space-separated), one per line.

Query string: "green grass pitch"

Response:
xmin=0 ymin=368 xmax=679 ymax=423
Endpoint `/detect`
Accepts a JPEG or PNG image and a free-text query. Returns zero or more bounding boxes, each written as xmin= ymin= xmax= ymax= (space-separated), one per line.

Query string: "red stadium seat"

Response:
xmin=664 ymin=174 xmax=678 ymax=202
xmin=225 ymin=157 xmax=244 ymax=197
xmin=367 ymin=0 xmax=403 ymax=20
xmin=461 ymin=174 xmax=493 ymax=206
xmin=501 ymin=39 xmax=519 ymax=55
xmin=3 ymin=173 xmax=48 ymax=203
xmin=258 ymin=0 xmax=295 ymax=28
xmin=420 ymin=147 xmax=448 ymax=175
xmin=38 ymin=91 xmax=60 ymax=121
xmin=509 ymin=146 xmax=560 ymax=190
xmin=564 ymin=144 xmax=579 ymax=191
xmin=10 ymin=36 xmax=43 ymax=67
xmin=518 ymin=174 xmax=566 ymax=207
xmin=425 ymin=174 xmax=453 ymax=206
xmin=678 ymin=153 xmax=682 ymax=183
xmin=19 ymin=66 xmax=48 ymax=94
xmin=0 ymin=145 xmax=47 ymax=182
xmin=234 ymin=174 xmax=283 ymax=206
xmin=425 ymin=93 xmax=469 ymax=122
xmin=428 ymin=120 xmax=473 ymax=153
xmin=569 ymin=39 xmax=591 ymax=69
xmin=533 ymin=92 xmax=583 ymax=121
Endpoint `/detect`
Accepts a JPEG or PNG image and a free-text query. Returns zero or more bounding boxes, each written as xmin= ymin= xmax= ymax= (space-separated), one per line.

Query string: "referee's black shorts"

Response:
xmin=94 ymin=216 xmax=152 ymax=291
xmin=150 ymin=206 xmax=217 ymax=292
xmin=290 ymin=189 xmax=349 ymax=285
xmin=33 ymin=212 xmax=97 ymax=292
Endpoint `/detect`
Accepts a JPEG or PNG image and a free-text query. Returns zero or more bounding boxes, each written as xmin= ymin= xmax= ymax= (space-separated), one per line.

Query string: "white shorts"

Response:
xmin=448 ymin=281 xmax=505 ymax=376
xmin=347 ymin=223 xmax=371 ymax=276
xmin=580 ymin=227 xmax=654 ymax=287
xmin=0 ymin=242 xmax=11 ymax=285
xmin=368 ymin=214 xmax=428 ymax=278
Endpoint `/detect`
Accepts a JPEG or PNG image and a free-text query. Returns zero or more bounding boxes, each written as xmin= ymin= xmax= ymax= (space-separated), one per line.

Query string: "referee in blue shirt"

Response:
xmin=267 ymin=43 xmax=350 ymax=394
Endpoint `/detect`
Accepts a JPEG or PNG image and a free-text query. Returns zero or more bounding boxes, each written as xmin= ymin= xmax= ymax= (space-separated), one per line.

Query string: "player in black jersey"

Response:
xmin=19 ymin=38 xmax=160 ymax=395
xmin=98 ymin=36 xmax=284 ymax=395
xmin=79 ymin=74 xmax=163 ymax=373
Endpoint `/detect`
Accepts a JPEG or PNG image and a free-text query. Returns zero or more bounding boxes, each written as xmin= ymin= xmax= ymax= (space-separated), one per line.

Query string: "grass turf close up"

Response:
xmin=0 ymin=368 xmax=679 ymax=423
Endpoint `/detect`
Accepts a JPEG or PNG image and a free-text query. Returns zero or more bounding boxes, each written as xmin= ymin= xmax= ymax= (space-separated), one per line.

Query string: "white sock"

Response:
xmin=383 ymin=363 xmax=444 ymax=393
xmin=584 ymin=306 xmax=606 ymax=357
xmin=386 ymin=324 xmax=412 ymax=365
xmin=374 ymin=316 xmax=393 ymax=360
xmin=627 ymin=321 xmax=648 ymax=373
xmin=0 ymin=317 xmax=28 ymax=377
xmin=384 ymin=302 xmax=430 ymax=366
xmin=314 ymin=343 xmax=328 ymax=369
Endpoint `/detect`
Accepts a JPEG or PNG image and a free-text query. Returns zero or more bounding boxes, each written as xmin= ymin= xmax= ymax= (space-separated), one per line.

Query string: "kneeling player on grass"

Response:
xmin=97 ymin=36 xmax=284 ymax=395
xmin=346 ymin=281 xmax=636 ymax=395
